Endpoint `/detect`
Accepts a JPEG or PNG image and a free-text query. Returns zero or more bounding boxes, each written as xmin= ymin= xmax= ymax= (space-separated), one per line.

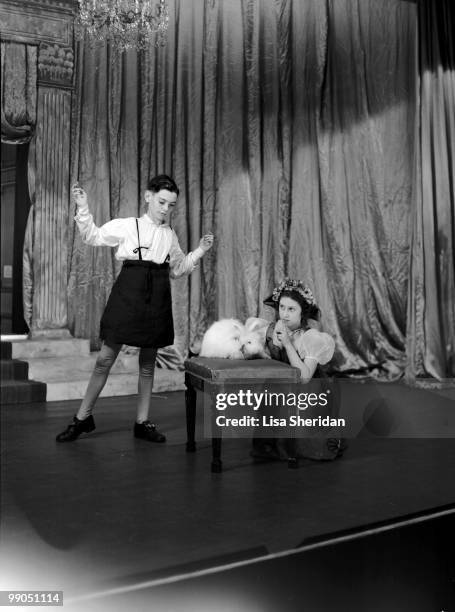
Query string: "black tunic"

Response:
xmin=99 ymin=219 xmax=174 ymax=348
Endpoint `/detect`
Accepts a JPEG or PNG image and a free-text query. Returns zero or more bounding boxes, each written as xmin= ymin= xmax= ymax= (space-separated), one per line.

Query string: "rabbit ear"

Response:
xmin=244 ymin=317 xmax=269 ymax=332
xmin=232 ymin=320 xmax=245 ymax=332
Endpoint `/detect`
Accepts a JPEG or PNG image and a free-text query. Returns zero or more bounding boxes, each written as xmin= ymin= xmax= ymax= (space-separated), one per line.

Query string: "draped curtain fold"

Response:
xmin=1 ymin=42 xmax=37 ymax=144
xmin=67 ymin=0 xmax=453 ymax=380
xmin=313 ymin=0 xmax=417 ymax=378
xmin=406 ymin=0 xmax=455 ymax=380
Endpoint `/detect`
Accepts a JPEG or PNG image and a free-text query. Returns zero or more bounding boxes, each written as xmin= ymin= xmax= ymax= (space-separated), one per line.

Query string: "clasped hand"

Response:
xmin=274 ymin=320 xmax=291 ymax=348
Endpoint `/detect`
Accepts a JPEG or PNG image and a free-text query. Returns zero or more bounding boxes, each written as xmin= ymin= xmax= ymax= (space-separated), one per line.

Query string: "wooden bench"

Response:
xmin=184 ymin=357 xmax=301 ymax=472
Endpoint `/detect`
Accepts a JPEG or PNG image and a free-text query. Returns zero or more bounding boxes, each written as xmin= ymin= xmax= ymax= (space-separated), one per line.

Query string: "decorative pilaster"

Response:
xmin=30 ymin=39 xmax=74 ymax=335
xmin=31 ymin=84 xmax=72 ymax=334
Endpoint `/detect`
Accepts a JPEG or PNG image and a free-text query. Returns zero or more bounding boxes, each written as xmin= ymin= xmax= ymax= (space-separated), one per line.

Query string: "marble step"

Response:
xmin=10 ymin=338 xmax=91 ymax=359
xmin=27 ymin=353 xmax=139 ymax=379
xmin=26 ymin=354 xmax=184 ymax=402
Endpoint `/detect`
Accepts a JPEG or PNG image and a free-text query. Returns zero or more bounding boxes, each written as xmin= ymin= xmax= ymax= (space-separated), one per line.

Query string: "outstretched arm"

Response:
xmin=72 ymin=184 xmax=123 ymax=247
xmin=169 ymin=232 xmax=214 ymax=278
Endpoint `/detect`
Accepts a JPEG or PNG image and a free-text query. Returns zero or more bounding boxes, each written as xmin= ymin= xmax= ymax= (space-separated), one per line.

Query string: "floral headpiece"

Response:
xmin=271 ymin=278 xmax=316 ymax=306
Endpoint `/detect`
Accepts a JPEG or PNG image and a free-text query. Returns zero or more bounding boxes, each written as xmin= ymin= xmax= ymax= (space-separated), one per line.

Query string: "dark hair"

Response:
xmin=147 ymin=174 xmax=179 ymax=196
xmin=278 ymin=289 xmax=321 ymax=327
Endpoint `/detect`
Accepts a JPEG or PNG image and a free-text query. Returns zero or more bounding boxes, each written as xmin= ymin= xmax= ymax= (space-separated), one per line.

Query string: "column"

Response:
xmin=30 ymin=42 xmax=74 ymax=336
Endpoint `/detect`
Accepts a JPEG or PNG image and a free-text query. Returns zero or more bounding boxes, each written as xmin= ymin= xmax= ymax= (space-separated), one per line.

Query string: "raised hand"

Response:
xmin=71 ymin=183 xmax=87 ymax=209
xmin=199 ymin=233 xmax=214 ymax=252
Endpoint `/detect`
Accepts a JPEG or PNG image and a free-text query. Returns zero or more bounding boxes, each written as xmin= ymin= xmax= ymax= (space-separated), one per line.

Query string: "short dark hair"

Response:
xmin=147 ymin=174 xmax=179 ymax=196
xmin=278 ymin=289 xmax=321 ymax=326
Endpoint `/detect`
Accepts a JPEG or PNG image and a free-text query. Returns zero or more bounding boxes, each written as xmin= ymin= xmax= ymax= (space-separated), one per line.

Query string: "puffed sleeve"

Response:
xmin=74 ymin=206 xmax=127 ymax=247
xmin=169 ymin=230 xmax=205 ymax=279
xmin=293 ymin=329 xmax=335 ymax=365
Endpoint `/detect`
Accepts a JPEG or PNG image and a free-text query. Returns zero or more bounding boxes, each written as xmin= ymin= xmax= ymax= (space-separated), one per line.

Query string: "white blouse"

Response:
xmin=75 ymin=208 xmax=205 ymax=279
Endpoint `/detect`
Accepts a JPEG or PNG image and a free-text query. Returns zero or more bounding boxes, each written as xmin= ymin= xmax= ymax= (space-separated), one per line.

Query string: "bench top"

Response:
xmin=184 ymin=357 xmax=301 ymax=382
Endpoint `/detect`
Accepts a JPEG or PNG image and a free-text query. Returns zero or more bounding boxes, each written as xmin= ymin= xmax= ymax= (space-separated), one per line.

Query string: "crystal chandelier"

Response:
xmin=75 ymin=0 xmax=169 ymax=51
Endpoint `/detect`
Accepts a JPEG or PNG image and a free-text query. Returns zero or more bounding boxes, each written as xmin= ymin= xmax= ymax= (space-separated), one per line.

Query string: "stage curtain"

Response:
xmin=406 ymin=0 xmax=455 ymax=380
xmin=68 ymin=45 xmax=139 ymax=347
xmin=67 ymin=0 xmax=446 ymax=381
xmin=1 ymin=42 xmax=37 ymax=144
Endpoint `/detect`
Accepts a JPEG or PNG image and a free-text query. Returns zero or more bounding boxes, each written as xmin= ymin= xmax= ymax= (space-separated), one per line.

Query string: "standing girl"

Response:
xmin=57 ymin=175 xmax=213 ymax=443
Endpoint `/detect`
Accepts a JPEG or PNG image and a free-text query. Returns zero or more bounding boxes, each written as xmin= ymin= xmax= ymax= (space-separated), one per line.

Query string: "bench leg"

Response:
xmin=287 ymin=437 xmax=299 ymax=469
xmin=288 ymin=457 xmax=299 ymax=469
xmin=185 ymin=379 xmax=197 ymax=453
xmin=211 ymin=437 xmax=222 ymax=473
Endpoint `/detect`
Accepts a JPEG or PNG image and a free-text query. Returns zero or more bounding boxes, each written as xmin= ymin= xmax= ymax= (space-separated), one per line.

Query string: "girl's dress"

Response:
xmin=252 ymin=322 xmax=346 ymax=461
xmin=266 ymin=323 xmax=335 ymax=367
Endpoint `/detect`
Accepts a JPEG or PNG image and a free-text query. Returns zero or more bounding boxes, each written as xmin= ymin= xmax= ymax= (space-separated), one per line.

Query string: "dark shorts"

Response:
xmin=100 ymin=260 xmax=174 ymax=348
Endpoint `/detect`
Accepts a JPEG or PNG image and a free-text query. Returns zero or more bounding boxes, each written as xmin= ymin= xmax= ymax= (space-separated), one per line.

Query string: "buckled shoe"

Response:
xmin=134 ymin=420 xmax=166 ymax=443
xmin=56 ymin=415 xmax=96 ymax=442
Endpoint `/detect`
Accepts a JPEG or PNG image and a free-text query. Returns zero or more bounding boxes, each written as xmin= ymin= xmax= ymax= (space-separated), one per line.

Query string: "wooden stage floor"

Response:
xmin=1 ymin=390 xmax=454 ymax=610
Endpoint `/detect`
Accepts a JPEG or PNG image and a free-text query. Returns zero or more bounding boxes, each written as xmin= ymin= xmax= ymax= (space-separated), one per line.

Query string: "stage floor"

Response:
xmin=1 ymin=391 xmax=455 ymax=609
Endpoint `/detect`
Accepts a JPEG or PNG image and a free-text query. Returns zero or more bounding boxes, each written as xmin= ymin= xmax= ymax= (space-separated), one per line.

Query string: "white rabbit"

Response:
xmin=198 ymin=317 xmax=271 ymax=360
xmin=240 ymin=317 xmax=271 ymax=359
xmin=199 ymin=319 xmax=245 ymax=359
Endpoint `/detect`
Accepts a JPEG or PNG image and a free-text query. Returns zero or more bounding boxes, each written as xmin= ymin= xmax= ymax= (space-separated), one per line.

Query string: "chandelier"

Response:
xmin=75 ymin=0 xmax=169 ymax=51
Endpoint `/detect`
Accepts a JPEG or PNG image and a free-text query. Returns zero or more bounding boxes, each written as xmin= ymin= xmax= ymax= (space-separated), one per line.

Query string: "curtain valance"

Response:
xmin=1 ymin=42 xmax=37 ymax=144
